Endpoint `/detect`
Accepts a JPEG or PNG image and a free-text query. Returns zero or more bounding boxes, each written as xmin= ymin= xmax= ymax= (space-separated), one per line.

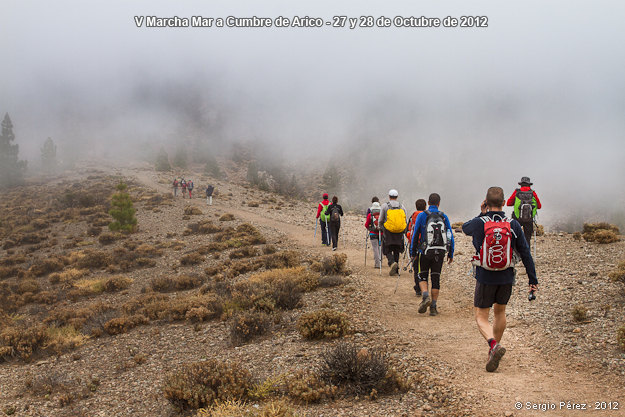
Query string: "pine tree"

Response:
xmin=173 ymin=147 xmax=188 ymax=169
xmin=109 ymin=182 xmax=137 ymax=233
xmin=0 ymin=113 xmax=27 ymax=188
xmin=41 ymin=137 xmax=57 ymax=175
xmin=155 ymin=147 xmax=171 ymax=172
xmin=246 ymin=161 xmax=259 ymax=185
xmin=203 ymin=152 xmax=222 ymax=178
xmin=322 ymin=163 xmax=340 ymax=193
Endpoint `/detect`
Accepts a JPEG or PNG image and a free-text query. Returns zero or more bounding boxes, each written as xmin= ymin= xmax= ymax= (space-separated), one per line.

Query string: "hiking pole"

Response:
xmin=313 ymin=219 xmax=318 ymax=243
xmin=533 ymin=218 xmax=538 ymax=260
xmin=364 ymin=232 xmax=368 ymax=266
xmin=378 ymin=230 xmax=382 ymax=276
xmin=393 ymin=254 xmax=401 ymax=294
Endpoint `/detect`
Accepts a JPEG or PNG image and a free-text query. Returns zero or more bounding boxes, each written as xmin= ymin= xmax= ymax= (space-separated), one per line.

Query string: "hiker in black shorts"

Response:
xmin=463 ymin=186 xmax=538 ymax=372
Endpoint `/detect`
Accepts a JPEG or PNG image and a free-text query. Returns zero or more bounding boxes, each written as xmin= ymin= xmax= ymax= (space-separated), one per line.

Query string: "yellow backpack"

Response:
xmin=384 ymin=205 xmax=406 ymax=233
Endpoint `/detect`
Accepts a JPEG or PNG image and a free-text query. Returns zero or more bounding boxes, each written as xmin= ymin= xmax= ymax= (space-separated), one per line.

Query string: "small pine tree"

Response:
xmin=0 ymin=113 xmax=27 ymax=188
xmin=246 ymin=161 xmax=259 ymax=185
xmin=173 ymin=147 xmax=188 ymax=169
xmin=109 ymin=182 xmax=137 ymax=233
xmin=322 ymin=163 xmax=340 ymax=193
xmin=155 ymin=147 xmax=171 ymax=172
xmin=41 ymin=137 xmax=57 ymax=175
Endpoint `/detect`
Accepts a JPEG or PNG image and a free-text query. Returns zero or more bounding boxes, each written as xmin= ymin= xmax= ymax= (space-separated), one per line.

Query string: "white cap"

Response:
xmin=388 ymin=189 xmax=399 ymax=197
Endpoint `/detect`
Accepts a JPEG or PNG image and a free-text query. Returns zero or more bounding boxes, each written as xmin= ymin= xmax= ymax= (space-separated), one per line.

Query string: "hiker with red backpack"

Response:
xmin=506 ymin=176 xmax=541 ymax=245
xmin=409 ymin=193 xmax=454 ymax=316
xmin=379 ymin=189 xmax=408 ymax=276
xmin=406 ymin=199 xmax=427 ymax=296
xmin=463 ymin=186 xmax=538 ymax=372
xmin=364 ymin=200 xmax=382 ymax=268
xmin=187 ymin=179 xmax=194 ymax=198
xmin=315 ymin=193 xmax=331 ymax=246
xmin=326 ymin=196 xmax=344 ymax=251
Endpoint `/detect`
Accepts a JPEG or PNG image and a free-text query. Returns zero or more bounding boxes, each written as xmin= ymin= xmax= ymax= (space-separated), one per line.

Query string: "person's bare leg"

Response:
xmin=431 ymin=288 xmax=439 ymax=302
xmin=419 ymin=280 xmax=428 ymax=293
xmin=475 ymin=307 xmax=494 ymax=341
xmin=492 ymin=303 xmax=507 ymax=342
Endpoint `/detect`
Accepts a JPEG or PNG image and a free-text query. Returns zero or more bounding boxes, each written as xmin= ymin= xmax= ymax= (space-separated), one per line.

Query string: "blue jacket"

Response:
xmin=410 ymin=206 xmax=455 ymax=259
xmin=462 ymin=211 xmax=538 ymax=285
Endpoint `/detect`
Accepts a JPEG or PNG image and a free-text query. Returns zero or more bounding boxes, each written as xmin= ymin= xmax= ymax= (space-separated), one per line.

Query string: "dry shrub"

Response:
xmin=196 ymin=400 xmax=253 ymax=417
xmin=74 ymin=250 xmax=112 ymax=269
xmin=247 ymin=202 xmax=260 ymax=207
xmin=297 ymin=309 xmax=349 ymax=340
xmin=264 ymin=251 xmax=300 ymax=269
xmin=258 ymin=399 xmax=298 ymax=417
xmin=230 ymin=311 xmax=271 ymax=346
xmin=0 ymin=325 xmax=48 ymax=361
xmin=318 ymin=276 xmax=345 ymax=288
xmin=229 ymin=247 xmax=259 ymax=259
xmin=151 ymin=275 xmax=203 ymax=292
xmin=162 ymin=360 xmax=252 ymax=410
xmin=617 ymin=326 xmax=625 ymax=352
xmin=451 ymin=221 xmax=464 ymax=231
xmin=572 ymin=304 xmax=588 ymax=322
xmin=184 ymin=220 xmax=222 ymax=236
xmin=45 ymin=325 xmax=88 ymax=354
xmin=536 ymin=224 xmax=545 ymax=236
xmin=184 ymin=206 xmax=203 ymax=216
xmin=181 ymin=252 xmax=205 ymax=266
xmin=98 ymin=232 xmax=118 ymax=245
xmin=125 ymin=293 xmax=223 ymax=322
xmin=0 ymin=266 xmax=19 ymax=279
xmin=87 ymin=226 xmax=102 ymax=237
xmin=135 ymin=243 xmax=164 ymax=258
xmin=15 ymin=279 xmax=41 ymax=295
xmin=609 ymin=261 xmax=625 ymax=283
xmin=28 ymin=257 xmax=65 ymax=277
xmin=285 ymin=370 xmax=337 ymax=404
xmin=44 ymin=303 xmax=114 ymax=333
xmin=319 ymin=254 xmax=350 ymax=276
xmin=573 ymin=232 xmax=582 ymax=241
xmin=103 ymin=314 xmax=148 ymax=335
xmin=583 ymin=223 xmax=620 ymax=243
xmin=219 ymin=213 xmax=236 ymax=222
xmin=253 ymin=267 xmax=318 ymax=292
xmin=263 ymin=245 xmax=277 ymax=255
xmin=0 ymin=254 xmax=26 ymax=266
xmin=49 ymin=268 xmax=86 ymax=284
xmin=103 ymin=276 xmax=132 ymax=292
xmin=320 ymin=342 xmax=410 ymax=396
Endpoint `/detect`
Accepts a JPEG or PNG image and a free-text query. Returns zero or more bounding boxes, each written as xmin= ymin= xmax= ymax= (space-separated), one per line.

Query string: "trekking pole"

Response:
xmin=378 ymin=230 xmax=382 ymax=275
xmin=313 ymin=219 xmax=318 ymax=243
xmin=533 ymin=217 xmax=538 ymax=261
xmin=393 ymin=255 xmax=401 ymax=294
xmin=364 ymin=231 xmax=368 ymax=266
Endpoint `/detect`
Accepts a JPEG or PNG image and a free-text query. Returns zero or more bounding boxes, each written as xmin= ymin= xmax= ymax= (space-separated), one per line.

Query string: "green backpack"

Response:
xmin=319 ymin=202 xmax=330 ymax=222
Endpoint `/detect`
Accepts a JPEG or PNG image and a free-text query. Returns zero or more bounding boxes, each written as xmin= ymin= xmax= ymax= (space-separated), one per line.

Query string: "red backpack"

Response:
xmin=471 ymin=216 xmax=514 ymax=271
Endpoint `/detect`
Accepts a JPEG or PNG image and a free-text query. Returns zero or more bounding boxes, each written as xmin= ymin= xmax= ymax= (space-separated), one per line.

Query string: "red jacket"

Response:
xmin=506 ymin=186 xmax=542 ymax=208
xmin=316 ymin=199 xmax=330 ymax=218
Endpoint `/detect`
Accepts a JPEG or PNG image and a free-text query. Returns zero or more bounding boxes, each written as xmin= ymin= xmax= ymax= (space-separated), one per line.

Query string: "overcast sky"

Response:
xmin=2 ymin=0 xmax=624 ymax=222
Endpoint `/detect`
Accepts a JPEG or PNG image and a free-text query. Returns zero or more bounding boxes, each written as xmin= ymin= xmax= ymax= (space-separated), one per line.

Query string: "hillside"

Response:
xmin=0 ymin=162 xmax=624 ymax=417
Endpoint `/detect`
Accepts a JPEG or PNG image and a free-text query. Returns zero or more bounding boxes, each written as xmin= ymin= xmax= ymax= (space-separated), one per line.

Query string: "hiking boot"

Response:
xmin=418 ymin=296 xmax=432 ymax=314
xmin=486 ymin=344 xmax=506 ymax=372
xmin=332 ymin=247 xmax=337 ymax=251
xmin=389 ymin=262 xmax=399 ymax=276
xmin=413 ymin=285 xmax=422 ymax=296
xmin=374 ymin=263 xmax=381 ymax=269
xmin=429 ymin=305 xmax=438 ymax=316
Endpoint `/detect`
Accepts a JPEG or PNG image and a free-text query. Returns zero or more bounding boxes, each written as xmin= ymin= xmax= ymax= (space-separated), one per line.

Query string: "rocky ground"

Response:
xmin=0 ymin=162 xmax=623 ymax=417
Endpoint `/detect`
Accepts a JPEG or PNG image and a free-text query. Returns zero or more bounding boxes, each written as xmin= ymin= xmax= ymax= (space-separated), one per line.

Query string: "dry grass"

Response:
xmin=219 ymin=213 xmax=236 ymax=222
xmin=582 ymin=223 xmax=621 ymax=243
xmin=609 ymin=260 xmax=625 ymax=283
xmin=184 ymin=206 xmax=204 ymax=216
xmin=297 ymin=309 xmax=349 ymax=340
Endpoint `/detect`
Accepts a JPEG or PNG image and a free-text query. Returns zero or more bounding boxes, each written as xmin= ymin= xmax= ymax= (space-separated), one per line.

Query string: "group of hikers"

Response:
xmin=172 ymin=178 xmax=215 ymax=205
xmin=315 ymin=177 xmax=541 ymax=372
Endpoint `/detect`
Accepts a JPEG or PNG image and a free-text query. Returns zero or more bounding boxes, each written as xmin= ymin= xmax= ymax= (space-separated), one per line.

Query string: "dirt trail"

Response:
xmin=130 ymin=168 xmax=623 ymax=417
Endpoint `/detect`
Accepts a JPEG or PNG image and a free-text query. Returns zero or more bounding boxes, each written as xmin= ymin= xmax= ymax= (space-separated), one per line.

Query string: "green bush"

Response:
xmin=297 ymin=309 xmax=349 ymax=340
xmin=162 ymin=360 xmax=252 ymax=410
xmin=108 ymin=182 xmax=137 ymax=233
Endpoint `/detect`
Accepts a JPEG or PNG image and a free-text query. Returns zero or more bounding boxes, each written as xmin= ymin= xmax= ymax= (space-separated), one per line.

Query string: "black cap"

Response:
xmin=518 ymin=176 xmax=533 ymax=186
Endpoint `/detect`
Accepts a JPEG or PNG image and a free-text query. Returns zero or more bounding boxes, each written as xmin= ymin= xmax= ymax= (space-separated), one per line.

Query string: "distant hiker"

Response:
xmin=409 ymin=193 xmax=454 ymax=316
xmin=187 ymin=179 xmax=194 ymax=198
xmin=326 ymin=196 xmax=344 ymax=251
xmin=180 ymin=179 xmax=187 ymax=199
xmin=463 ymin=186 xmax=538 ymax=372
xmin=364 ymin=201 xmax=382 ymax=268
xmin=316 ymin=193 xmax=331 ymax=246
xmin=206 ymin=184 xmax=214 ymax=205
xmin=406 ymin=199 xmax=427 ymax=296
xmin=506 ymin=176 xmax=542 ymax=245
xmin=173 ymin=178 xmax=179 ymax=197
xmin=379 ymin=189 xmax=407 ymax=276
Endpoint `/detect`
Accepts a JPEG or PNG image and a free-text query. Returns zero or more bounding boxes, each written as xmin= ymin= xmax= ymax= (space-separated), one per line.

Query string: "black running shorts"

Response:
xmin=474 ymin=282 xmax=513 ymax=308
xmin=418 ymin=253 xmax=443 ymax=290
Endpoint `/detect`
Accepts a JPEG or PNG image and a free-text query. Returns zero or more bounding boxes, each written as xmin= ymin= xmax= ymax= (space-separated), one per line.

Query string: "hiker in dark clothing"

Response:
xmin=180 ymin=179 xmax=187 ymax=199
xmin=506 ymin=176 xmax=542 ymax=245
xmin=326 ymin=196 xmax=344 ymax=251
xmin=173 ymin=178 xmax=179 ymax=197
xmin=407 ymin=199 xmax=427 ymax=296
xmin=206 ymin=184 xmax=214 ymax=205
xmin=316 ymin=193 xmax=331 ymax=246
xmin=463 ymin=186 xmax=538 ymax=372
xmin=379 ymin=189 xmax=408 ymax=276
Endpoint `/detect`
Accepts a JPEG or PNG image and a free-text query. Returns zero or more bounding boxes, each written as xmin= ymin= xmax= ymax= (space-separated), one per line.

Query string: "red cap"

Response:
xmin=323 ymin=193 xmax=329 ymax=199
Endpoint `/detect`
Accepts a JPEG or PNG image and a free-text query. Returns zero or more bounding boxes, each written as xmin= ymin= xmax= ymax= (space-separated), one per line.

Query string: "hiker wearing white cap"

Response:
xmin=378 ymin=189 xmax=408 ymax=276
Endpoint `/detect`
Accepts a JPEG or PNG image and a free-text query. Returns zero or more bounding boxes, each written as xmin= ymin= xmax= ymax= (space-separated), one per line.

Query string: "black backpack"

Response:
xmin=422 ymin=210 xmax=449 ymax=255
xmin=516 ymin=189 xmax=534 ymax=222
xmin=330 ymin=206 xmax=341 ymax=222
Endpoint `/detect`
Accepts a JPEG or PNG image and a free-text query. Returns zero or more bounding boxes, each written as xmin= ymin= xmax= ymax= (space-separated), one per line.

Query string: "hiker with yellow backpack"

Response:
xmin=378 ymin=189 xmax=408 ymax=276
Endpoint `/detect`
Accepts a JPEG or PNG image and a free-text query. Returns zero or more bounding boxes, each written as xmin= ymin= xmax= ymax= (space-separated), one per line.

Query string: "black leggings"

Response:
xmin=417 ymin=253 xmax=443 ymax=290
xmin=519 ymin=220 xmax=534 ymax=245
xmin=329 ymin=221 xmax=340 ymax=249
